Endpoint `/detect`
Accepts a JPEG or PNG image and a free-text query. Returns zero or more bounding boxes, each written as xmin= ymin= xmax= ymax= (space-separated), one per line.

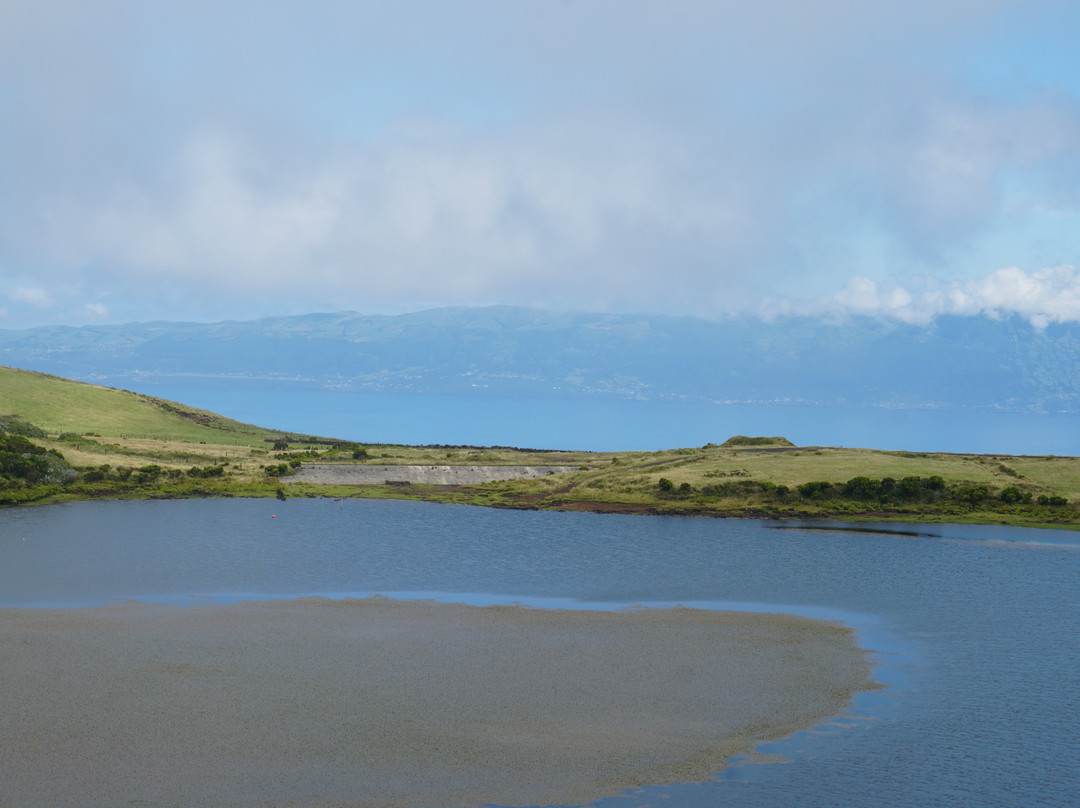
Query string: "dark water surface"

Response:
xmin=2 ymin=499 xmax=1078 ymax=807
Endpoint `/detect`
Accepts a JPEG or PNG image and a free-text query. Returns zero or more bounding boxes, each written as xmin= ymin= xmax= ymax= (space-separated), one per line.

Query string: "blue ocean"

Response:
xmin=131 ymin=384 xmax=1079 ymax=455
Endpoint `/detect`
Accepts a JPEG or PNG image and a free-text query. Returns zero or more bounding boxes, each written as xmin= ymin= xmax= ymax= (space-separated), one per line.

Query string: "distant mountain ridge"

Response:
xmin=1 ymin=306 xmax=1078 ymax=413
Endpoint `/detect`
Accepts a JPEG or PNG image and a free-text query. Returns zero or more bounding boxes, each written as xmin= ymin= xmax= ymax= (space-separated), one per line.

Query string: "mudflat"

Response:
xmin=0 ymin=598 xmax=876 ymax=808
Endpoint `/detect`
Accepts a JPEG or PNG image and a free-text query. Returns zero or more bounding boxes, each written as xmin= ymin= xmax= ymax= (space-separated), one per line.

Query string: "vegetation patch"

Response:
xmin=0 ymin=421 xmax=76 ymax=504
xmin=720 ymin=435 xmax=796 ymax=448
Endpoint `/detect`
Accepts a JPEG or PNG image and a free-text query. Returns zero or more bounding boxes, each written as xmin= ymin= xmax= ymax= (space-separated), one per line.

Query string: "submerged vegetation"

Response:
xmin=1 ymin=365 xmax=1078 ymax=529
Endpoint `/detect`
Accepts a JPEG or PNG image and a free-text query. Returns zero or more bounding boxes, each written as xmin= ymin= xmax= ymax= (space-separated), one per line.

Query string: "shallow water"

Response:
xmin=2 ymin=498 xmax=1078 ymax=807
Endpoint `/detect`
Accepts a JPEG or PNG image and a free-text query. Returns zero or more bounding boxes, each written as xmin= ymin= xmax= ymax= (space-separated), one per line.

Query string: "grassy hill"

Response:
xmin=0 ymin=365 xmax=352 ymax=505
xmin=2 ymin=364 xmax=1078 ymax=528
xmin=0 ymin=366 xmax=314 ymax=445
xmin=476 ymin=443 xmax=1080 ymax=524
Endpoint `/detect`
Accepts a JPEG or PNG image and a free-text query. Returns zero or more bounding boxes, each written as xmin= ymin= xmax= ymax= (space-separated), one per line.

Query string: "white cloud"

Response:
xmin=83 ymin=302 xmax=109 ymax=320
xmin=780 ymin=266 xmax=1080 ymax=327
xmin=6 ymin=286 xmax=53 ymax=307
xmin=2 ymin=1 xmax=1080 ymax=326
xmin=57 ymin=122 xmax=754 ymax=314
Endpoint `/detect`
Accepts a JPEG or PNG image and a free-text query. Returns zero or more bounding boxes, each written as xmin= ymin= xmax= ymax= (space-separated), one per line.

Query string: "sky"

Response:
xmin=2 ymin=0 xmax=1080 ymax=329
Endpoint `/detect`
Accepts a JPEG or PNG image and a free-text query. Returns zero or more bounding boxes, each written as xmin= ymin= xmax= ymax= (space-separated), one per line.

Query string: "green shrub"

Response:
xmin=898 ymin=476 xmax=923 ymax=499
xmin=954 ymin=485 xmax=990 ymax=505
xmin=843 ymin=476 xmax=877 ymax=499
xmin=0 ymin=417 xmax=46 ymax=438
xmin=798 ymin=481 xmax=834 ymax=499
xmin=999 ymin=486 xmax=1031 ymax=505
xmin=188 ymin=465 xmax=225 ymax=479
xmin=1037 ymin=494 xmax=1068 ymax=507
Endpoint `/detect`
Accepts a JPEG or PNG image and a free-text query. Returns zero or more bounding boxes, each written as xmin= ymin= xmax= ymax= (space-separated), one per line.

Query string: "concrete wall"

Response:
xmin=287 ymin=464 xmax=578 ymax=485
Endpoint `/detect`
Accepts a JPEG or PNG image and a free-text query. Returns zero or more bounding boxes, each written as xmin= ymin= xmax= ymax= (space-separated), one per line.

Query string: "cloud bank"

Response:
xmin=774 ymin=265 xmax=1080 ymax=327
xmin=1 ymin=1 xmax=1079 ymax=327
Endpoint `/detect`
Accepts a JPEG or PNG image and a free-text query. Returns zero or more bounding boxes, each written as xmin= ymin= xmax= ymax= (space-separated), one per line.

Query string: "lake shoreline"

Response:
xmin=0 ymin=596 xmax=878 ymax=808
xmin=17 ymin=482 xmax=1080 ymax=531
xmin=5 ymin=496 xmax=1077 ymax=806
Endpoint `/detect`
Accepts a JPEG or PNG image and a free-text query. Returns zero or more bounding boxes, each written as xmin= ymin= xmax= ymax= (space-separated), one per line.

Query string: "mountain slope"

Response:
xmin=2 ymin=307 xmax=1078 ymax=412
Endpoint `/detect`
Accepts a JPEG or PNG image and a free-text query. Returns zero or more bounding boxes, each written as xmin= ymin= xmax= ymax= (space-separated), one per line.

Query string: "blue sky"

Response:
xmin=2 ymin=0 xmax=1079 ymax=328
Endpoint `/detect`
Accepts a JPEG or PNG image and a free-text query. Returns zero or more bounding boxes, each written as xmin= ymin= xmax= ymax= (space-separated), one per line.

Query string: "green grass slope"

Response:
xmin=0 ymin=365 xmax=286 ymax=446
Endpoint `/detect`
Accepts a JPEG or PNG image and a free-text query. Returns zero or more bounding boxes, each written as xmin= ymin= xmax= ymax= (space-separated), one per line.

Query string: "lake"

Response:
xmin=130 ymin=383 xmax=1080 ymax=455
xmin=2 ymin=498 xmax=1078 ymax=807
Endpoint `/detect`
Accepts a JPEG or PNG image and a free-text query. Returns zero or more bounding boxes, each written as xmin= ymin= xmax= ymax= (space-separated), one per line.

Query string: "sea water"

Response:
xmin=127 ymin=383 xmax=1080 ymax=455
xmin=2 ymin=498 xmax=1078 ymax=807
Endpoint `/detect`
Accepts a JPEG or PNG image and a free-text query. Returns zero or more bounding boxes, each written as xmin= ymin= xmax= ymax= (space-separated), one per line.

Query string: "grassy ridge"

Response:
xmin=463 ymin=444 xmax=1080 ymax=527
xmin=2 ymin=365 xmax=1078 ymax=528
xmin=0 ymin=366 xmax=327 ymax=445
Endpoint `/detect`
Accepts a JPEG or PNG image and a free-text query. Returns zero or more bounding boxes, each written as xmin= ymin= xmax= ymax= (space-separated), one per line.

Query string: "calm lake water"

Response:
xmin=131 ymin=383 xmax=1080 ymax=455
xmin=2 ymin=498 xmax=1078 ymax=807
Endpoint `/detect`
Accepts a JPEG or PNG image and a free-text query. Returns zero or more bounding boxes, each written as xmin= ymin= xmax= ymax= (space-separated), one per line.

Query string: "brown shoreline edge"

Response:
xmin=0 ymin=598 xmax=879 ymax=808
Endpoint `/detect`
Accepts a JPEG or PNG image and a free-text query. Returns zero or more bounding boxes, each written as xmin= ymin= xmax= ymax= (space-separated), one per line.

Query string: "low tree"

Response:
xmin=798 ymin=481 xmax=834 ymax=499
xmin=843 ymin=476 xmax=877 ymax=500
xmin=999 ymin=486 xmax=1031 ymax=505
xmin=954 ymin=485 xmax=990 ymax=505
xmin=1037 ymin=494 xmax=1068 ymax=507
xmin=897 ymin=476 xmax=923 ymax=500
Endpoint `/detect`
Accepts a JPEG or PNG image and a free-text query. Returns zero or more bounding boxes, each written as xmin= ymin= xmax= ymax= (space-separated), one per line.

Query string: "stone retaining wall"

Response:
xmin=287 ymin=464 xmax=578 ymax=486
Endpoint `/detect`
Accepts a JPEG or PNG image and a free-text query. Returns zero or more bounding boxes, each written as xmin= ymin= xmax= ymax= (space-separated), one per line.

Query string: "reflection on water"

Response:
xmin=2 ymin=498 xmax=1078 ymax=807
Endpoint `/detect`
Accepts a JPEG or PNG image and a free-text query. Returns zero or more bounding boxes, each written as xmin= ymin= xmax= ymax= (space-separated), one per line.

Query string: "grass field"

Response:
xmin=0 ymin=366 xmax=290 ymax=444
xmin=2 ymin=365 xmax=1078 ymax=528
